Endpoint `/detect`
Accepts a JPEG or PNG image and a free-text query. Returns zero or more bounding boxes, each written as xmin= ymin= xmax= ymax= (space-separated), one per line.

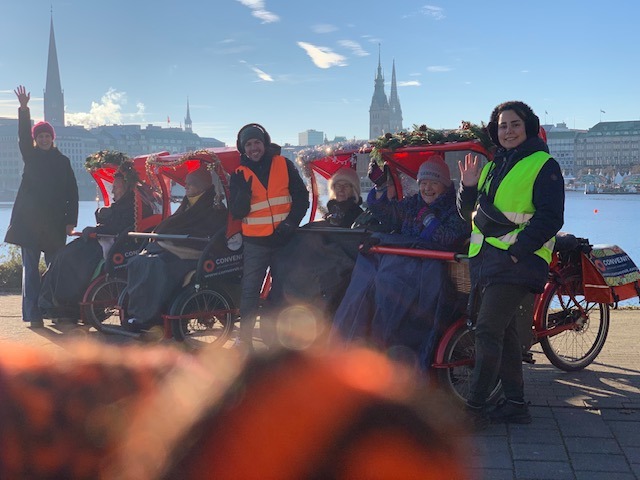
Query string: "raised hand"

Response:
xmin=14 ymin=85 xmax=30 ymax=109
xmin=367 ymin=160 xmax=387 ymax=187
xmin=458 ymin=153 xmax=482 ymax=187
xmin=230 ymin=171 xmax=252 ymax=195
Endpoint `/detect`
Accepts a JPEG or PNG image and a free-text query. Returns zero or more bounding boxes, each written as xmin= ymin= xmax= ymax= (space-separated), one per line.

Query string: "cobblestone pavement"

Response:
xmin=1 ymin=292 xmax=638 ymax=479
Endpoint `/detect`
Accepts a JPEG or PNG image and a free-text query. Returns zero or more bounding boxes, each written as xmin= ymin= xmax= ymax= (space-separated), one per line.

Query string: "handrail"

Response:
xmin=366 ymin=245 xmax=468 ymax=262
xmin=127 ymin=232 xmax=211 ymax=243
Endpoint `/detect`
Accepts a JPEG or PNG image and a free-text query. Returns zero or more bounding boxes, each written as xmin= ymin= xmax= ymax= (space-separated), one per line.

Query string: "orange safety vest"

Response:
xmin=237 ymin=155 xmax=292 ymax=237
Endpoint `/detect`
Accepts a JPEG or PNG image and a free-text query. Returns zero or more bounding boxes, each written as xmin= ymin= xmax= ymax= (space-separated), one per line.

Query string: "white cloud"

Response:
xmin=65 ymin=88 xmax=144 ymax=128
xmin=398 ymin=80 xmax=421 ymax=87
xmin=427 ymin=65 xmax=451 ymax=72
xmin=338 ymin=40 xmax=369 ymax=57
xmin=252 ymin=67 xmax=274 ymax=82
xmin=422 ymin=5 xmax=445 ymax=20
xmin=313 ymin=24 xmax=337 ymax=34
xmin=297 ymin=42 xmax=347 ymax=69
xmin=236 ymin=0 xmax=279 ymax=23
xmin=361 ymin=34 xmax=382 ymax=44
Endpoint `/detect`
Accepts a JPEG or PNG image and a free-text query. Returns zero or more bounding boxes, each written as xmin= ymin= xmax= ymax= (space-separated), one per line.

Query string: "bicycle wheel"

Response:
xmin=436 ymin=326 xmax=502 ymax=405
xmin=170 ymin=286 xmax=235 ymax=349
xmin=540 ymin=275 xmax=610 ymax=371
xmin=83 ymin=275 xmax=127 ymax=333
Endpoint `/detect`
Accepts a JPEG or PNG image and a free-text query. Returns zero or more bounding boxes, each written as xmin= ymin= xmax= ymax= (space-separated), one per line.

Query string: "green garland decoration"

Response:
xmin=84 ymin=150 xmax=139 ymax=187
xmin=84 ymin=150 xmax=130 ymax=171
xmin=369 ymin=121 xmax=494 ymax=163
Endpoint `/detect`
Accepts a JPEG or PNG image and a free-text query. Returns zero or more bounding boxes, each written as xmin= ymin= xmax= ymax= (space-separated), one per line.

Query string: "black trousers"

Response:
xmin=468 ymin=283 xmax=534 ymax=406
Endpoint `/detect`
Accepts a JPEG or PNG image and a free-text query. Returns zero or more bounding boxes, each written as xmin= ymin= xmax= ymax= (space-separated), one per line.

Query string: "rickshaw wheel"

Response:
xmin=436 ymin=326 xmax=502 ymax=405
xmin=169 ymin=285 xmax=235 ymax=349
xmin=83 ymin=276 xmax=127 ymax=333
xmin=540 ymin=275 xmax=610 ymax=371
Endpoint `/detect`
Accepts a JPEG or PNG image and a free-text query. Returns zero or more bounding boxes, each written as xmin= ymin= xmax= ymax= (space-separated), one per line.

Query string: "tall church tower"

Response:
xmin=184 ymin=98 xmax=193 ymax=133
xmin=44 ymin=14 xmax=65 ymax=127
xmin=388 ymin=60 xmax=403 ymax=134
xmin=368 ymin=46 xmax=390 ymax=140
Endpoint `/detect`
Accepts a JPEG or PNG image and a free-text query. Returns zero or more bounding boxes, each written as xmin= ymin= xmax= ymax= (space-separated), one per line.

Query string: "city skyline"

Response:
xmin=1 ymin=1 xmax=639 ymax=146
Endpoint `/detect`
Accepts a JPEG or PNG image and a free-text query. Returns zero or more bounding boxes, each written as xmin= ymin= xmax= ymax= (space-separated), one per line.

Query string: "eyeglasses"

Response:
xmin=333 ymin=181 xmax=353 ymax=190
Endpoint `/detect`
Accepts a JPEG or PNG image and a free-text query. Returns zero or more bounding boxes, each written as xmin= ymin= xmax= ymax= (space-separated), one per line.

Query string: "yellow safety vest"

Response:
xmin=468 ymin=151 xmax=555 ymax=263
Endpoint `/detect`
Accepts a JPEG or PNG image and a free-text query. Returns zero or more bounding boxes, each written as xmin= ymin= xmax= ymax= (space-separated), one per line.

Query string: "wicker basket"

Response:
xmin=447 ymin=260 xmax=471 ymax=294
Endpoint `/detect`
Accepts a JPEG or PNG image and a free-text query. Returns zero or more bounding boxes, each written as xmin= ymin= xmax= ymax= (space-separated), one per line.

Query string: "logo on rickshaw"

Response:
xmin=112 ymin=253 xmax=125 ymax=265
xmin=204 ymin=259 xmax=216 ymax=273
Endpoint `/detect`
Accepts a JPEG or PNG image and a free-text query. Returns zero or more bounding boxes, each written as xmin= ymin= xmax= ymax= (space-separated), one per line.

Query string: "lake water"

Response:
xmin=1 ymin=191 xmax=639 ymax=303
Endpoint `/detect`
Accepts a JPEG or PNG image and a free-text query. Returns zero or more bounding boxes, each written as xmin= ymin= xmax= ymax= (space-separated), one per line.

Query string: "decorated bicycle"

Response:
xmin=68 ymin=151 xmax=167 ymax=329
xmin=104 ymin=147 xmax=244 ymax=348
xmin=299 ymin=123 xmax=640 ymax=403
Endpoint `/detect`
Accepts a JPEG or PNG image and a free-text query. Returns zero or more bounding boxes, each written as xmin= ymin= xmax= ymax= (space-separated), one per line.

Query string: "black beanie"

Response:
xmin=237 ymin=125 xmax=267 ymax=153
xmin=487 ymin=101 xmax=540 ymax=146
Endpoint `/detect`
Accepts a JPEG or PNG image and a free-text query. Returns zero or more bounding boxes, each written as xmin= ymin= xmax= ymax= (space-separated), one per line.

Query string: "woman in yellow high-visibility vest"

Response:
xmin=229 ymin=124 xmax=309 ymax=351
xmin=457 ymin=101 xmax=564 ymax=429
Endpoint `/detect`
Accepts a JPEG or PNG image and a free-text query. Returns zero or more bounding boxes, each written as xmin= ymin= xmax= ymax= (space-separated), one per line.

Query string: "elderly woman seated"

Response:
xmin=126 ymin=168 xmax=228 ymax=330
xmin=320 ymin=167 xmax=364 ymax=228
xmin=265 ymin=168 xmax=368 ymax=328
xmin=332 ymin=156 xmax=470 ymax=370
xmin=38 ymin=167 xmax=147 ymax=323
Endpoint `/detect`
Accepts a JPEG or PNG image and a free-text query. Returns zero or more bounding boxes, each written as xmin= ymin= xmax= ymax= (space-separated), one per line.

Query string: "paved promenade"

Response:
xmin=1 ymin=292 xmax=639 ymax=479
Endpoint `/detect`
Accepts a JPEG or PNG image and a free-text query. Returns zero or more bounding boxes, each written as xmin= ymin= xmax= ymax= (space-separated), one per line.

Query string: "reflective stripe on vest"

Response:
xmin=238 ymin=155 xmax=292 ymax=237
xmin=468 ymin=151 xmax=555 ymax=263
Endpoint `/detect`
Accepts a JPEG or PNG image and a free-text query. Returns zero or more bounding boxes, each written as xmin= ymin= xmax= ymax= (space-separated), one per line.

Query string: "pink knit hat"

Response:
xmin=328 ymin=167 xmax=361 ymax=200
xmin=32 ymin=121 xmax=55 ymax=140
xmin=417 ymin=156 xmax=451 ymax=187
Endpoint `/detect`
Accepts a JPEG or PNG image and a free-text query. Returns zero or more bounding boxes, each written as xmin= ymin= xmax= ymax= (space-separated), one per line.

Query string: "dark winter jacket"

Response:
xmin=229 ymin=145 xmax=309 ymax=247
xmin=154 ymin=185 xmax=227 ymax=251
xmin=367 ymin=184 xmax=470 ymax=250
xmin=457 ymin=136 xmax=565 ymax=292
xmin=322 ymin=198 xmax=364 ymax=228
xmin=4 ymin=108 xmax=78 ymax=252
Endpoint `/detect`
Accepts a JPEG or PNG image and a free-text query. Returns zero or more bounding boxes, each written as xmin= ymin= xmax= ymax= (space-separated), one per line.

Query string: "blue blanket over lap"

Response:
xmin=332 ymin=233 xmax=461 ymax=370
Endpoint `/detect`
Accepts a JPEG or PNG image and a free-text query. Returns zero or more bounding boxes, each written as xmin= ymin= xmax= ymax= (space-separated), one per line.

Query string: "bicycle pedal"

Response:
xmin=522 ymin=351 xmax=536 ymax=364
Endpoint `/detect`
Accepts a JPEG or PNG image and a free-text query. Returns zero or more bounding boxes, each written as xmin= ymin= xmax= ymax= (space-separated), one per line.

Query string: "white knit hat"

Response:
xmin=328 ymin=167 xmax=361 ymax=200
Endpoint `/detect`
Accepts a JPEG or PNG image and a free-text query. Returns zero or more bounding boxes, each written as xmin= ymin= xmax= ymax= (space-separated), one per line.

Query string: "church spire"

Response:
xmin=369 ymin=44 xmax=390 ymax=139
xmin=184 ymin=97 xmax=192 ymax=133
xmin=389 ymin=59 xmax=403 ymax=133
xmin=44 ymin=12 xmax=65 ymax=127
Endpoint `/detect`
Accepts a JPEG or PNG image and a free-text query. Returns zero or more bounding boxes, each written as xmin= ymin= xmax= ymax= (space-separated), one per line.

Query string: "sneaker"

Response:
xmin=488 ymin=399 xmax=532 ymax=424
xmin=29 ymin=319 xmax=45 ymax=328
xmin=464 ymin=403 xmax=489 ymax=431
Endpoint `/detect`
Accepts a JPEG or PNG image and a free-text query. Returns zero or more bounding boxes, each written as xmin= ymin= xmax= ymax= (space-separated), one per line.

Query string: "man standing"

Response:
xmin=229 ymin=123 xmax=309 ymax=350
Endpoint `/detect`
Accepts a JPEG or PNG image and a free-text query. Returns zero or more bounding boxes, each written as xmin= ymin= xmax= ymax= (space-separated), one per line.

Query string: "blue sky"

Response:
xmin=1 ymin=0 xmax=638 ymax=146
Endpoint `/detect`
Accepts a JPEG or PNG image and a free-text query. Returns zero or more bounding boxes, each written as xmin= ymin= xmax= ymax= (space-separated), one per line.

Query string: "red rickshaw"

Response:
xmin=99 ymin=148 xmax=244 ymax=349
xmin=302 ymin=131 xmax=634 ymax=404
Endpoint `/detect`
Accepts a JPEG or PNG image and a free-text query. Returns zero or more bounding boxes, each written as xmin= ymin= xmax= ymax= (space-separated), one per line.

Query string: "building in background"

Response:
xmin=544 ymin=123 xmax=586 ymax=175
xmin=369 ymin=49 xmax=402 ymax=140
xmin=0 ymin=15 xmax=224 ymax=201
xmin=574 ymin=121 xmax=640 ymax=172
xmin=298 ymin=129 xmax=324 ymax=146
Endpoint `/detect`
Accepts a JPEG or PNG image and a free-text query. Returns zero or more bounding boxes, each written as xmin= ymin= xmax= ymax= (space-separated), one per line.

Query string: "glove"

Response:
xmin=360 ymin=235 xmax=381 ymax=254
xmin=274 ymin=221 xmax=295 ymax=245
xmin=229 ymin=171 xmax=252 ymax=196
xmin=419 ymin=214 xmax=440 ymax=241
xmin=367 ymin=160 xmax=387 ymax=187
xmin=81 ymin=226 xmax=97 ymax=242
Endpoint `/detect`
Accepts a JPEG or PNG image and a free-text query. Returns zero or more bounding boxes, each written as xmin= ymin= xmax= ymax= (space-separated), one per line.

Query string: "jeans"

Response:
xmin=468 ymin=283 xmax=533 ymax=406
xmin=239 ymin=242 xmax=278 ymax=343
xmin=21 ymin=246 xmax=57 ymax=322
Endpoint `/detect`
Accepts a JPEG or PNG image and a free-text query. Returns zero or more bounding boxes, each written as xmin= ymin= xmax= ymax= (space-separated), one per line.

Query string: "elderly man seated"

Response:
xmin=126 ymin=168 xmax=227 ymax=330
